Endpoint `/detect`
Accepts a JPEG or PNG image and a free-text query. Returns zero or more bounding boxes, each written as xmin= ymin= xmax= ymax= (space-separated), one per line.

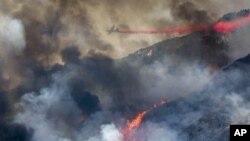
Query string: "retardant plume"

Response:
xmin=118 ymin=24 xmax=210 ymax=35
xmin=115 ymin=13 xmax=250 ymax=36
xmin=213 ymin=14 xmax=250 ymax=33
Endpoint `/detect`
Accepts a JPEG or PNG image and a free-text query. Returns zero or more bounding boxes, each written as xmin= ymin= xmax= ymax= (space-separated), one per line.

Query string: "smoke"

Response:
xmin=0 ymin=14 xmax=26 ymax=90
xmin=225 ymin=94 xmax=250 ymax=123
xmin=143 ymin=55 xmax=250 ymax=141
xmin=169 ymin=0 xmax=215 ymax=24
xmin=1 ymin=0 xmax=250 ymax=58
xmin=139 ymin=122 xmax=181 ymax=141
xmin=101 ymin=124 xmax=123 ymax=141
xmin=12 ymin=47 xmax=214 ymax=141
xmin=0 ymin=15 xmax=25 ymax=54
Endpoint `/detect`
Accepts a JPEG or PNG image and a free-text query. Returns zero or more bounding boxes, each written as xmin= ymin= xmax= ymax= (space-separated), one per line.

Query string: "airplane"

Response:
xmin=106 ymin=25 xmax=119 ymax=34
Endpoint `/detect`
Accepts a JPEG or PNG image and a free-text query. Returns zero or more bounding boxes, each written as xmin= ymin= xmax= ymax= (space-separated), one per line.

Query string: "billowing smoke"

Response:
xmin=0 ymin=15 xmax=25 ymax=53
xmin=1 ymin=1 xmax=250 ymax=141
xmin=101 ymin=124 xmax=123 ymax=141
xmin=0 ymin=14 xmax=26 ymax=90
xmin=1 ymin=0 xmax=250 ymax=58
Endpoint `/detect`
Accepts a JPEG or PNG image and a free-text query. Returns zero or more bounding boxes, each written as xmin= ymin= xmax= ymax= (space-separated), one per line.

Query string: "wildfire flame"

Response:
xmin=127 ymin=111 xmax=147 ymax=131
xmin=121 ymin=100 xmax=167 ymax=141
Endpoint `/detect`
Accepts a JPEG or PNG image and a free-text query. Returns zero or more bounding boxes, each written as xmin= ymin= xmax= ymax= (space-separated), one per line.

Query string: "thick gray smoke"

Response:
xmin=1 ymin=1 xmax=250 ymax=141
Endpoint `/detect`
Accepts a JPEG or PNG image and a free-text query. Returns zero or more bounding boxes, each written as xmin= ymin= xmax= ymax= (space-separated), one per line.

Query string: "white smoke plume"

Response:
xmin=0 ymin=14 xmax=26 ymax=90
xmin=14 ymin=74 xmax=82 ymax=141
xmin=100 ymin=124 xmax=123 ymax=141
xmin=0 ymin=14 xmax=25 ymax=55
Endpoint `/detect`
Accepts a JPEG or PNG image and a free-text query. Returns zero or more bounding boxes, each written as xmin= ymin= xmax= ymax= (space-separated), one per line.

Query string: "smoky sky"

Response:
xmin=1 ymin=0 xmax=250 ymax=58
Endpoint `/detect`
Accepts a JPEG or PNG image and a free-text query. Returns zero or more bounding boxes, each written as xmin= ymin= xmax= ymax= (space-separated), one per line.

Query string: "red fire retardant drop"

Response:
xmin=118 ymin=14 xmax=250 ymax=35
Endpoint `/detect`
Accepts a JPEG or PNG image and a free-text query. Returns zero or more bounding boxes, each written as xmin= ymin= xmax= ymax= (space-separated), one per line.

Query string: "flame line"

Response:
xmin=121 ymin=100 xmax=167 ymax=141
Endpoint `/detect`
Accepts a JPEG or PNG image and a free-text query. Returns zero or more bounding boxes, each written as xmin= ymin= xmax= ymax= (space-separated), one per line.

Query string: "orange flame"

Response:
xmin=127 ymin=111 xmax=147 ymax=131
xmin=121 ymin=100 xmax=167 ymax=141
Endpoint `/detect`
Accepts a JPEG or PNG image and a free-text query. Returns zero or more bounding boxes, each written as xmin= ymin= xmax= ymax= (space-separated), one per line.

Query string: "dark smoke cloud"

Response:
xmin=61 ymin=46 xmax=81 ymax=64
xmin=0 ymin=92 xmax=32 ymax=141
xmin=0 ymin=122 xmax=32 ymax=141
xmin=63 ymin=53 xmax=143 ymax=114
xmin=170 ymin=0 xmax=215 ymax=24
xmin=0 ymin=92 xmax=9 ymax=119
xmin=70 ymin=82 xmax=101 ymax=115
